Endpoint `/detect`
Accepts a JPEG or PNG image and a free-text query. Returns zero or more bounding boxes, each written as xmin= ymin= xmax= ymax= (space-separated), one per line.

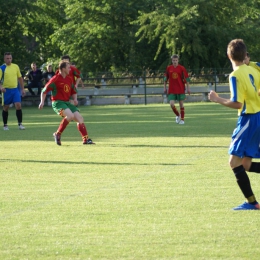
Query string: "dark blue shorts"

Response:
xmin=2 ymin=88 xmax=21 ymax=105
xmin=229 ymin=112 xmax=260 ymax=158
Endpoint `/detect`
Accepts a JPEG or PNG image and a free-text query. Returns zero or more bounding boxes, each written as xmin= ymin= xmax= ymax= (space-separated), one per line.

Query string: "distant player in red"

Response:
xmin=164 ymin=54 xmax=190 ymax=125
xmin=38 ymin=60 xmax=94 ymax=145
xmin=61 ymin=55 xmax=84 ymax=89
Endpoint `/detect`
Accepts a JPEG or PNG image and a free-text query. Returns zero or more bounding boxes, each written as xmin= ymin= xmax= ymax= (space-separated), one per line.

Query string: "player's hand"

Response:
xmin=38 ymin=102 xmax=44 ymax=109
xmin=208 ymin=90 xmax=219 ymax=102
xmin=164 ymin=88 xmax=167 ymax=94
xmin=74 ymin=100 xmax=78 ymax=106
xmin=1 ymin=87 xmax=6 ymax=93
xmin=21 ymin=89 xmax=26 ymax=97
xmin=187 ymin=89 xmax=191 ymax=95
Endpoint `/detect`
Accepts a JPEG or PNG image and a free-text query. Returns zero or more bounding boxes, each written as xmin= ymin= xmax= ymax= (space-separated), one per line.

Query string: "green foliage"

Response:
xmin=0 ymin=0 xmax=30 ymax=67
xmin=135 ymin=0 xmax=260 ymax=69
xmin=50 ymin=0 xmax=166 ymax=72
xmin=1 ymin=0 xmax=260 ymax=72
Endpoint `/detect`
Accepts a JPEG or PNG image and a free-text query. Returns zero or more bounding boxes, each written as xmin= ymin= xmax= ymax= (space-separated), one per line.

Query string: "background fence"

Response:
xmin=81 ymin=68 xmax=232 ymax=90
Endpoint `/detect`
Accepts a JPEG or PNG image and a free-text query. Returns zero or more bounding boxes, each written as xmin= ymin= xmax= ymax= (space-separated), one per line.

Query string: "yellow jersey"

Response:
xmin=249 ymin=61 xmax=260 ymax=72
xmin=229 ymin=64 xmax=260 ymax=115
xmin=0 ymin=63 xmax=22 ymax=89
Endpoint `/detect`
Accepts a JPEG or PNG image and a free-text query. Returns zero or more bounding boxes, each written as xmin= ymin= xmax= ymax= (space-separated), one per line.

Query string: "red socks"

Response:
xmin=57 ymin=118 xmax=70 ymax=134
xmin=180 ymin=107 xmax=185 ymax=120
xmin=171 ymin=105 xmax=179 ymax=116
xmin=77 ymin=123 xmax=88 ymax=140
xmin=171 ymin=106 xmax=185 ymax=120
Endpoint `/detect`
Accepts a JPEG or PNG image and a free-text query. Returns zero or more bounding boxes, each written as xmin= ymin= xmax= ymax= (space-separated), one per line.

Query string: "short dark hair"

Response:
xmin=227 ymin=39 xmax=247 ymax=62
xmin=59 ymin=60 xmax=69 ymax=70
xmin=171 ymin=54 xmax=179 ymax=59
xmin=4 ymin=52 xmax=11 ymax=56
xmin=61 ymin=55 xmax=70 ymax=61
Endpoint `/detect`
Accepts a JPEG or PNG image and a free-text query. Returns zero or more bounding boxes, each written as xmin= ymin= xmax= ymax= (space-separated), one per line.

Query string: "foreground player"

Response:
xmin=163 ymin=54 xmax=190 ymax=125
xmin=38 ymin=60 xmax=94 ymax=145
xmin=209 ymin=39 xmax=260 ymax=210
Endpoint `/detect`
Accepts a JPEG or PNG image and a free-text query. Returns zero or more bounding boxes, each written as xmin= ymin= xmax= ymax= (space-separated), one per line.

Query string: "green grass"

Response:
xmin=1 ymin=103 xmax=260 ymax=259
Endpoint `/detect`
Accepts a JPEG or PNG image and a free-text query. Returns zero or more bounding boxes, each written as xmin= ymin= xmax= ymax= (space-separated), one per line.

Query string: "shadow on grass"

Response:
xmin=0 ymin=158 xmax=192 ymax=166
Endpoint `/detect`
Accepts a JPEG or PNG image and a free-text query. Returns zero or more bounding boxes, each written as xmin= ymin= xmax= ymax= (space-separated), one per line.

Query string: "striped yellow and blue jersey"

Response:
xmin=229 ymin=64 xmax=260 ymax=115
xmin=0 ymin=63 xmax=22 ymax=89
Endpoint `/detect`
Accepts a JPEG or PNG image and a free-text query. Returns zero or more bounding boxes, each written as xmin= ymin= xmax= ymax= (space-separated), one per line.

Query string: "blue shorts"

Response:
xmin=229 ymin=112 xmax=260 ymax=158
xmin=2 ymin=88 xmax=21 ymax=105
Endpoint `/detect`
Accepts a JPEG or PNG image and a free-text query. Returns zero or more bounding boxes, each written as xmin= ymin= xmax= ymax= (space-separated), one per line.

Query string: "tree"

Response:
xmin=1 ymin=0 xmax=260 ymax=74
xmin=0 ymin=0 xmax=31 ymax=69
xmin=50 ymin=0 xmax=168 ymax=73
xmin=134 ymin=0 xmax=260 ymax=71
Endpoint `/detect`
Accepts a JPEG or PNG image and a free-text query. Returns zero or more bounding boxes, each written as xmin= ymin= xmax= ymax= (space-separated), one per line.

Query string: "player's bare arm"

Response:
xmin=38 ymin=92 xmax=47 ymax=109
xmin=186 ymin=83 xmax=191 ymax=95
xmin=163 ymin=76 xmax=167 ymax=93
xmin=208 ymin=90 xmax=242 ymax=109
xmin=75 ymin=78 xmax=82 ymax=89
xmin=71 ymin=93 xmax=78 ymax=106
xmin=18 ymin=77 xmax=25 ymax=97
xmin=0 ymin=84 xmax=6 ymax=93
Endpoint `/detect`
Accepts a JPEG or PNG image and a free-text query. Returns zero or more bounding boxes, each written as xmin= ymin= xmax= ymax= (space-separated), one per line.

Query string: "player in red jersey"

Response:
xmin=61 ymin=55 xmax=84 ymax=89
xmin=164 ymin=54 xmax=190 ymax=125
xmin=38 ymin=60 xmax=94 ymax=145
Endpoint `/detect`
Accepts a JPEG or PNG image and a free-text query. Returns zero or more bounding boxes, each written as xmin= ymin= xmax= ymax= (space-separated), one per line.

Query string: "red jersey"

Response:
xmin=165 ymin=64 xmax=189 ymax=94
xmin=43 ymin=73 xmax=77 ymax=102
xmin=69 ymin=65 xmax=81 ymax=85
xmin=55 ymin=65 xmax=81 ymax=85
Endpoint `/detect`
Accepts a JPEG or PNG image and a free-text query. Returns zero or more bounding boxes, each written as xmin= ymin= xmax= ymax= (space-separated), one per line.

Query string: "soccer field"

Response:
xmin=1 ymin=103 xmax=260 ymax=259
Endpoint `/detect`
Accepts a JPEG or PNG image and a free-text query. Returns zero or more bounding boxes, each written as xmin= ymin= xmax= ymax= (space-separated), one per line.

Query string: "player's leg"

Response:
xmin=229 ymin=114 xmax=260 ymax=210
xmin=242 ymin=156 xmax=260 ymax=174
xmin=57 ymin=108 xmax=73 ymax=132
xmin=179 ymin=99 xmax=185 ymax=124
xmin=52 ymin=101 xmax=73 ymax=145
xmin=242 ymin=114 xmax=260 ymax=173
xmin=230 ymin=155 xmax=259 ymax=210
xmin=73 ymin=111 xmax=95 ymax=144
xmin=2 ymin=105 xmax=9 ymax=130
xmin=242 ymin=157 xmax=253 ymax=172
xmin=2 ymin=89 xmax=12 ymax=130
xmin=168 ymin=95 xmax=180 ymax=123
xmin=13 ymin=88 xmax=25 ymax=130
xmin=247 ymin=161 xmax=260 ymax=173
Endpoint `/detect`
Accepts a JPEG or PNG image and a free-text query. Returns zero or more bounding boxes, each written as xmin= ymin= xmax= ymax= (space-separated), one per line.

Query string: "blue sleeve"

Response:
xmin=229 ymin=76 xmax=238 ymax=102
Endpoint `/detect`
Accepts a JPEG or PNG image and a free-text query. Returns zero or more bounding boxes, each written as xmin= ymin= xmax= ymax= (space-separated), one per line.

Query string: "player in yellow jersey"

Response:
xmin=239 ymin=52 xmax=260 ymax=180
xmin=0 ymin=52 xmax=25 ymax=130
xmin=209 ymin=39 xmax=260 ymax=210
xmin=244 ymin=52 xmax=260 ymax=72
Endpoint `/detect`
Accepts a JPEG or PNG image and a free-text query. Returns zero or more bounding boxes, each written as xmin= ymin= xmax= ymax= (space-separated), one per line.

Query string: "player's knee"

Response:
xmin=229 ymin=156 xmax=242 ymax=169
xmin=15 ymin=103 xmax=22 ymax=110
xmin=242 ymin=158 xmax=252 ymax=171
xmin=3 ymin=106 xmax=9 ymax=111
xmin=76 ymin=115 xmax=84 ymax=124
